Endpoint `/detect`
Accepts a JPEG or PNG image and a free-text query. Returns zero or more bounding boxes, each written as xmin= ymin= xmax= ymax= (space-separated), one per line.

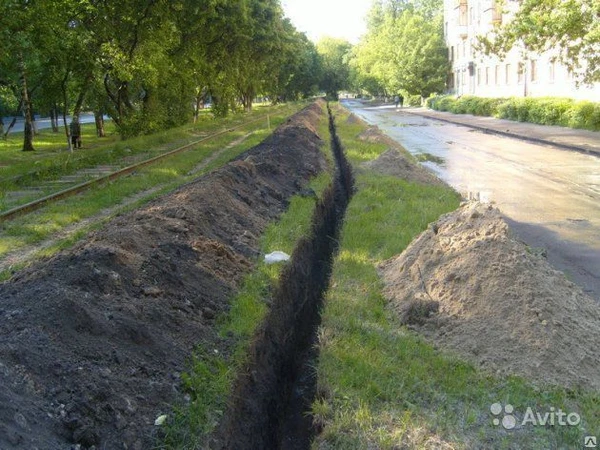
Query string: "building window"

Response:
xmin=530 ymin=60 xmax=538 ymax=82
xmin=477 ymin=68 xmax=481 ymax=85
xmin=505 ymin=64 xmax=511 ymax=84
xmin=549 ymin=61 xmax=555 ymax=82
xmin=451 ymin=46 xmax=454 ymax=61
xmin=459 ymin=0 xmax=468 ymax=26
xmin=518 ymin=62 xmax=525 ymax=83
xmin=495 ymin=65 xmax=500 ymax=85
xmin=485 ymin=67 xmax=490 ymax=85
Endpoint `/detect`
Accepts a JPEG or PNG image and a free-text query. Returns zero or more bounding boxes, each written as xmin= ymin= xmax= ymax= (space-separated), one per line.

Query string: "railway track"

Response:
xmin=0 ymin=113 xmax=275 ymax=224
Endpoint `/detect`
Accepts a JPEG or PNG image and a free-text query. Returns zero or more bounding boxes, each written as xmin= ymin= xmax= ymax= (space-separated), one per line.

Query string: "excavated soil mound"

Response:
xmin=355 ymin=121 xmax=443 ymax=186
xmin=363 ymin=149 xmax=444 ymax=186
xmin=380 ymin=202 xmax=600 ymax=392
xmin=0 ymin=102 xmax=327 ymax=449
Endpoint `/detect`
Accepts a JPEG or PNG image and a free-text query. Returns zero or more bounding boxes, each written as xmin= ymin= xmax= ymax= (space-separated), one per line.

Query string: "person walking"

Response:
xmin=69 ymin=118 xmax=81 ymax=149
xmin=394 ymin=95 xmax=400 ymax=109
xmin=399 ymin=93 xmax=404 ymax=108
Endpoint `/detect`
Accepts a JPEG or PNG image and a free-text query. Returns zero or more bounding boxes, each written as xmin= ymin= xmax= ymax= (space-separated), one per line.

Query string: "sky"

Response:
xmin=281 ymin=0 xmax=372 ymax=44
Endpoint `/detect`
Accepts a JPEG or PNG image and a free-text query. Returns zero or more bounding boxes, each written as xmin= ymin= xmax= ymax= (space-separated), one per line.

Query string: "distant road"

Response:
xmin=2 ymin=113 xmax=99 ymax=134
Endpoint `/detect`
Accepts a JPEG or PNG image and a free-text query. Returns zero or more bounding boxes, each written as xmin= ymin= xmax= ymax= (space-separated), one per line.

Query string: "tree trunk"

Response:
xmin=0 ymin=116 xmax=3 ymax=136
xmin=3 ymin=117 xmax=17 ymax=139
xmin=61 ymin=71 xmax=73 ymax=152
xmin=50 ymin=107 xmax=59 ymax=132
xmin=19 ymin=54 xmax=35 ymax=152
xmin=62 ymin=111 xmax=73 ymax=153
xmin=72 ymin=79 xmax=90 ymax=119
xmin=94 ymin=111 xmax=105 ymax=137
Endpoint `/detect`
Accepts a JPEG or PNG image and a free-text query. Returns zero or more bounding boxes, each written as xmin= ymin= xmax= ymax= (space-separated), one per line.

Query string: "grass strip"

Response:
xmin=0 ymin=105 xmax=304 ymax=279
xmin=158 ymin=104 xmax=334 ymax=449
xmin=0 ymin=104 xmax=298 ymax=201
xmin=312 ymin=104 xmax=600 ymax=449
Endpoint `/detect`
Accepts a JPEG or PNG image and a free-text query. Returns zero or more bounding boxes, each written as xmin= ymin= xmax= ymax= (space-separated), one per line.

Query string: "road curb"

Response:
xmin=402 ymin=109 xmax=600 ymax=158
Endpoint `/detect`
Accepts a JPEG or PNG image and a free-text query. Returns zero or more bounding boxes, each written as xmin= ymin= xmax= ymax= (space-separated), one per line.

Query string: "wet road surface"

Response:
xmin=343 ymin=100 xmax=600 ymax=301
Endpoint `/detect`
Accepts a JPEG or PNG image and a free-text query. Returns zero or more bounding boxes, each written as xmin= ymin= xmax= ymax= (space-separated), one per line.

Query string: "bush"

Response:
xmin=406 ymin=94 xmax=422 ymax=106
xmin=567 ymin=101 xmax=600 ymax=130
xmin=428 ymin=95 xmax=600 ymax=131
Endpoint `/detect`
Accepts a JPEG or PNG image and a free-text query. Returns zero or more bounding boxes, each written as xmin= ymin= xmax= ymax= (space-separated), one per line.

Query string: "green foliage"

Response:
xmin=428 ymin=95 xmax=600 ymax=131
xmin=405 ymin=94 xmax=422 ymax=106
xmin=351 ymin=1 xmax=448 ymax=98
xmin=317 ymin=37 xmax=353 ymax=100
xmin=478 ymin=0 xmax=600 ymax=84
xmin=0 ymin=0 xmax=322 ymax=141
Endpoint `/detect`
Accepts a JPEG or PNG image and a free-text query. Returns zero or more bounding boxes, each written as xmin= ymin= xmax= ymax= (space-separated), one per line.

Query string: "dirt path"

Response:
xmin=0 ymin=105 xmax=326 ymax=449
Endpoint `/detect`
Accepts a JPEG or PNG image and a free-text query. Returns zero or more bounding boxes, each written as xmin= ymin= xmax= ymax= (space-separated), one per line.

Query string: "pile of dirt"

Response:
xmin=380 ymin=202 xmax=600 ymax=392
xmin=0 ymin=101 xmax=328 ymax=449
xmin=354 ymin=121 xmax=443 ymax=185
xmin=363 ymin=149 xmax=444 ymax=186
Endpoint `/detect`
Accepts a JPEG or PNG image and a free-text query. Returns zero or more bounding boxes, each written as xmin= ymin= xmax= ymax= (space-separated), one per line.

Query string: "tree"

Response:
xmin=352 ymin=1 xmax=448 ymax=98
xmin=316 ymin=37 xmax=353 ymax=99
xmin=478 ymin=0 xmax=600 ymax=84
xmin=1 ymin=0 xmax=325 ymax=141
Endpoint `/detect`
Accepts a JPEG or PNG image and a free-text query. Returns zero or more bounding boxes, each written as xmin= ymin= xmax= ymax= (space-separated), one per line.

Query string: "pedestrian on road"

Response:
xmin=399 ymin=93 xmax=404 ymax=108
xmin=70 ymin=118 xmax=81 ymax=149
xmin=394 ymin=95 xmax=400 ymax=109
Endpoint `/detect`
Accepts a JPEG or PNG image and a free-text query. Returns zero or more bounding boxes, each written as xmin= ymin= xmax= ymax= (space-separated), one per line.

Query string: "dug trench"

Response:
xmin=0 ymin=101 xmax=332 ymax=449
xmin=214 ymin=104 xmax=354 ymax=449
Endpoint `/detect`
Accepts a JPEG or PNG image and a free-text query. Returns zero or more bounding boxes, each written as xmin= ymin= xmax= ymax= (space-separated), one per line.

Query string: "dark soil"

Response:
xmin=0 ymin=101 xmax=328 ymax=450
xmin=215 ymin=104 xmax=354 ymax=449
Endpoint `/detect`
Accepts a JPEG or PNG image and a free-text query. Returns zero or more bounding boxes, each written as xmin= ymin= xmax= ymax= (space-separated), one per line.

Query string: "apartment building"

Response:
xmin=443 ymin=0 xmax=600 ymax=101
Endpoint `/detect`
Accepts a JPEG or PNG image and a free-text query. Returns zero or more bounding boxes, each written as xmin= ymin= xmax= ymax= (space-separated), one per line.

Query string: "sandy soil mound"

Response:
xmin=363 ymin=149 xmax=444 ymax=186
xmin=0 ymin=102 xmax=327 ymax=449
xmin=380 ymin=202 xmax=600 ymax=392
xmin=353 ymin=121 xmax=443 ymax=185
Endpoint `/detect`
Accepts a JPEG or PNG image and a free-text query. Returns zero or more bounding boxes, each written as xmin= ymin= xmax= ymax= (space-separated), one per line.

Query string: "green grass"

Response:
xmin=158 ymin=103 xmax=333 ymax=449
xmin=0 ymin=104 xmax=305 ymax=280
xmin=0 ymin=104 xmax=294 ymax=200
xmin=311 ymin=104 xmax=600 ymax=449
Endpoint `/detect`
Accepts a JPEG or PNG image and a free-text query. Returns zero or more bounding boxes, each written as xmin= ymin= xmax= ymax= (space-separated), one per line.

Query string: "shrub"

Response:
xmin=406 ymin=94 xmax=422 ymax=106
xmin=429 ymin=94 xmax=600 ymax=131
xmin=426 ymin=95 xmax=600 ymax=131
xmin=568 ymin=101 xmax=600 ymax=130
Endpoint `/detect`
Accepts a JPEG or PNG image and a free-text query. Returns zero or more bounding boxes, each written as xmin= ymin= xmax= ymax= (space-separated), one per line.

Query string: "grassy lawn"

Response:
xmin=311 ymin=104 xmax=600 ymax=449
xmin=0 ymin=103 xmax=305 ymax=279
xmin=0 ymin=105 xmax=291 ymax=200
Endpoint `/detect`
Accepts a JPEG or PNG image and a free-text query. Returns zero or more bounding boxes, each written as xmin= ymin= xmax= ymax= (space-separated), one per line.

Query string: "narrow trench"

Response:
xmin=215 ymin=104 xmax=354 ymax=449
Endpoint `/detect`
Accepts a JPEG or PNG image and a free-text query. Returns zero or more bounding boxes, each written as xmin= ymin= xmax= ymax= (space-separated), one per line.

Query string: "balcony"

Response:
xmin=457 ymin=25 xmax=469 ymax=39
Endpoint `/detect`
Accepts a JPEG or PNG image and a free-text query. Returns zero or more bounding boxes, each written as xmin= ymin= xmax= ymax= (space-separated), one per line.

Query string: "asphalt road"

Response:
xmin=343 ymin=100 xmax=600 ymax=302
xmin=2 ymin=113 xmax=98 ymax=134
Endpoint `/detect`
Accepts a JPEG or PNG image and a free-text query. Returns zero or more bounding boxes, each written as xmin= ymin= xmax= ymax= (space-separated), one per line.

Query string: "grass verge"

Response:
xmin=158 ymin=103 xmax=333 ymax=449
xmin=0 ymin=104 xmax=304 ymax=280
xmin=0 ymin=105 xmax=295 ymax=205
xmin=311 ymin=104 xmax=600 ymax=449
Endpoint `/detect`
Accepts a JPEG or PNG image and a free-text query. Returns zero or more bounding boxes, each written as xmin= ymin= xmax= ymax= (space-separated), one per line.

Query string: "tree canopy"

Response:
xmin=351 ymin=0 xmax=448 ymax=98
xmin=0 ymin=0 xmax=322 ymax=147
xmin=316 ymin=37 xmax=353 ymax=100
xmin=478 ymin=0 xmax=600 ymax=84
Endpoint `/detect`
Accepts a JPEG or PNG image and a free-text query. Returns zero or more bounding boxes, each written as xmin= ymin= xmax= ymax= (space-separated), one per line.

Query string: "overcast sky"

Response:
xmin=281 ymin=0 xmax=372 ymax=44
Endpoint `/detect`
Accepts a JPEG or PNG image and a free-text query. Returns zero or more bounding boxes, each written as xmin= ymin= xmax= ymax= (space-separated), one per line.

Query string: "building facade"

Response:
xmin=443 ymin=0 xmax=600 ymax=101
